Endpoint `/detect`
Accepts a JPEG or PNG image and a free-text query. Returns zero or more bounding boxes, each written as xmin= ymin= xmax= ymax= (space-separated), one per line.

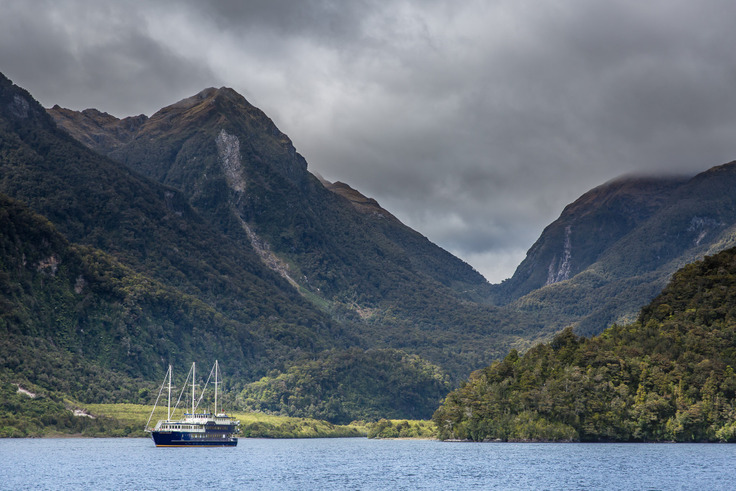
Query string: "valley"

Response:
xmin=3 ymin=70 xmax=736 ymax=436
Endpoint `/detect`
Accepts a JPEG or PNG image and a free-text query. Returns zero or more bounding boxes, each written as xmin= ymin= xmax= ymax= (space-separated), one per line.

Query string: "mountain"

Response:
xmin=0 ymin=73 xmax=359 ymax=392
xmin=50 ymin=87 xmax=489 ymax=302
xmin=493 ymin=168 xmax=736 ymax=335
xmin=47 ymin=85 xmax=543 ymax=379
xmin=3 ymin=74 xmax=450 ymax=423
xmin=1 ymin=72 xmax=549 ymax=425
xmin=493 ymin=176 xmax=687 ymax=301
xmin=434 ymin=245 xmax=736 ymax=442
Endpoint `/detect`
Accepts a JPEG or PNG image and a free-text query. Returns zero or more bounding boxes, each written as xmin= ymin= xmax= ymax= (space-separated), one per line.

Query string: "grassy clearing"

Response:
xmin=83 ymin=404 xmax=367 ymax=438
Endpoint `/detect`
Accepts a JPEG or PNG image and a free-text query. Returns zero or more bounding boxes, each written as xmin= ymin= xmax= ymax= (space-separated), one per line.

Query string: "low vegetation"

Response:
xmin=2 ymin=382 xmax=440 ymax=439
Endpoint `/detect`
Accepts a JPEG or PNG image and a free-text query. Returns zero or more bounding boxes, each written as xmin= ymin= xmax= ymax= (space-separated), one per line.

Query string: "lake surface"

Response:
xmin=2 ymin=437 xmax=735 ymax=490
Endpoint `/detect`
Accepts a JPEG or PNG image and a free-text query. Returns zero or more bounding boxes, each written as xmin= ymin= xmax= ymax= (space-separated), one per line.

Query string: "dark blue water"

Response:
xmin=1 ymin=438 xmax=734 ymax=490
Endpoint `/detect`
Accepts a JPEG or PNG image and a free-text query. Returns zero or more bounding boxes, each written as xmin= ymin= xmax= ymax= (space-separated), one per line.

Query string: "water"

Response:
xmin=1 ymin=438 xmax=735 ymax=490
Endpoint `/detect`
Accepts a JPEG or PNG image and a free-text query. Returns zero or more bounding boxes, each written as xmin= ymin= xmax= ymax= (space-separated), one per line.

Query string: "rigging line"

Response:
xmin=145 ymin=365 xmax=169 ymax=431
xmin=171 ymin=363 xmax=193 ymax=419
xmin=194 ymin=361 xmax=217 ymax=413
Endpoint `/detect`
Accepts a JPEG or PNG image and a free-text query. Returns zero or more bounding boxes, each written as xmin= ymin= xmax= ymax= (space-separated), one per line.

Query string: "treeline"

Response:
xmin=365 ymin=419 xmax=436 ymax=439
xmin=434 ymin=246 xmax=736 ymax=442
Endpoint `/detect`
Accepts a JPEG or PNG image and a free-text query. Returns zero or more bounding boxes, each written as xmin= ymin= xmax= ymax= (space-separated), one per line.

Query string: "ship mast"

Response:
xmin=191 ymin=362 xmax=196 ymax=415
xmin=167 ymin=364 xmax=172 ymax=420
xmin=214 ymin=360 xmax=219 ymax=415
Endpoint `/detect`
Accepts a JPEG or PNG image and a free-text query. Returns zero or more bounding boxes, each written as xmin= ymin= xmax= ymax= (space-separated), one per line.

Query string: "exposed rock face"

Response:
xmin=36 ymin=255 xmax=60 ymax=276
xmin=216 ymin=129 xmax=246 ymax=193
xmin=237 ymin=216 xmax=298 ymax=288
xmin=546 ymin=225 xmax=572 ymax=285
xmin=9 ymin=94 xmax=30 ymax=119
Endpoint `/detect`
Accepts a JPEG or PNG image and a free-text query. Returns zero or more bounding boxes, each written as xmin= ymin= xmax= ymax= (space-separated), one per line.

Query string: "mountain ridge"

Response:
xmin=6 ymin=70 xmax=736 ymax=426
xmin=45 ymin=79 xmax=736 ymax=347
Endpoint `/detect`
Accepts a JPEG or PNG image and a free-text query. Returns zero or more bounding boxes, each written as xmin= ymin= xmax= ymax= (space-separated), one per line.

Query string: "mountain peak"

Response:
xmin=167 ymin=86 xmax=249 ymax=113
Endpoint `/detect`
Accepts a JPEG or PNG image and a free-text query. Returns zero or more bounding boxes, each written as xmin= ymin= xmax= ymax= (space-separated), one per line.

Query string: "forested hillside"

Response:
xmin=237 ymin=348 xmax=451 ymax=424
xmin=0 ymin=73 xmax=353 ymax=380
xmin=434 ymin=246 xmax=736 ymax=442
xmin=7 ymin=68 xmax=736 ymax=430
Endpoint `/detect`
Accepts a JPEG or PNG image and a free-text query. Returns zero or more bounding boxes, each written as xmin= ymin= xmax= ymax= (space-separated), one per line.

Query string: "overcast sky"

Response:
xmin=3 ymin=0 xmax=736 ymax=282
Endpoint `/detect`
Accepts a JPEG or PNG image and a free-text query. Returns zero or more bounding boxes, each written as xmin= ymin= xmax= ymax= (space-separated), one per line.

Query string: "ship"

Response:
xmin=145 ymin=360 xmax=240 ymax=447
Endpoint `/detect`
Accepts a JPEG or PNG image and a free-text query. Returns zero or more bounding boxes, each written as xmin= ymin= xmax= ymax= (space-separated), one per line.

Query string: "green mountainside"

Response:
xmin=8 ymin=69 xmax=736 ymax=432
xmin=51 ymin=87 xmax=488 ymax=302
xmin=434 ymin=246 xmax=736 ymax=442
xmin=493 ymin=176 xmax=686 ymax=302
xmin=0 ymin=73 xmax=350 ymax=377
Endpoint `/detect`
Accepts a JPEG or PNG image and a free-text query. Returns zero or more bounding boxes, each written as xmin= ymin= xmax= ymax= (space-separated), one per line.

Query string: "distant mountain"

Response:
xmin=494 ymin=176 xmax=687 ymax=301
xmin=434 ymin=244 xmax=736 ymax=442
xmin=493 ymin=168 xmax=736 ymax=335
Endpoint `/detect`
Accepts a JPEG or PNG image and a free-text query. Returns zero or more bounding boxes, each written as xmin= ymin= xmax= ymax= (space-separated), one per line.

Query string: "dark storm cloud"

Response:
xmin=3 ymin=0 xmax=736 ymax=281
xmin=179 ymin=0 xmax=375 ymax=43
xmin=0 ymin=0 xmax=220 ymax=115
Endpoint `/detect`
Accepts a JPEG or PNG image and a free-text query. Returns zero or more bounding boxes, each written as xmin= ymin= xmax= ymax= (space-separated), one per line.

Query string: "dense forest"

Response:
xmin=434 ymin=246 xmax=736 ymax=442
xmin=237 ymin=348 xmax=451 ymax=424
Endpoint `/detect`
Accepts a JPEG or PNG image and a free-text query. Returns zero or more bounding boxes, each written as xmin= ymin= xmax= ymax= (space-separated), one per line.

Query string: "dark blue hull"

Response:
xmin=152 ymin=430 xmax=238 ymax=447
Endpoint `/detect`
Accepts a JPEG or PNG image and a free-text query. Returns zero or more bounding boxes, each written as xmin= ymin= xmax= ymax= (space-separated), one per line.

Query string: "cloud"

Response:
xmin=0 ymin=0 xmax=221 ymax=115
xmin=3 ymin=0 xmax=736 ymax=282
